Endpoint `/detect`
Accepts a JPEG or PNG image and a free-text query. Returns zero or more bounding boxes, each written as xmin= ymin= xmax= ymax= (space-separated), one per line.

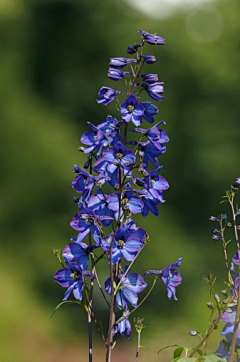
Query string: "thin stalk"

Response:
xmin=219 ymin=217 xmax=234 ymax=286
xmin=189 ymin=293 xmax=236 ymax=358
xmin=115 ymin=277 xmax=157 ymax=324
xmin=135 ymin=330 xmax=141 ymax=362
xmin=229 ymin=197 xmax=240 ymax=362
xmin=106 ymin=168 xmax=123 ymax=362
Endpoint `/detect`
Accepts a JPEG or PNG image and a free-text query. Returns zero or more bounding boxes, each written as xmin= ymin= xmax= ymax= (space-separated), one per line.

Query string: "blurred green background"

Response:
xmin=1 ymin=0 xmax=240 ymax=360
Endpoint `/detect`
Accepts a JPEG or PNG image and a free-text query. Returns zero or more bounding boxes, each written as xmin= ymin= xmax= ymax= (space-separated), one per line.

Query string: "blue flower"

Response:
xmin=139 ymin=54 xmax=156 ymax=64
xmin=97 ymin=86 xmax=122 ymax=106
xmin=141 ymin=82 xmax=164 ymax=102
xmin=126 ymin=44 xmax=141 ymax=54
xmin=145 ymin=258 xmax=182 ymax=300
xmin=140 ymin=73 xmax=158 ymax=84
xmin=130 ymin=121 xmax=169 ymax=150
xmin=105 ymin=271 xmax=147 ymax=310
xmin=113 ymin=307 xmax=131 ymax=339
xmin=54 ymin=259 xmax=95 ymax=301
xmin=138 ymin=29 xmax=165 ymax=45
xmin=141 ymin=101 xmax=159 ymax=123
xmin=109 ymin=57 xmax=137 ymax=68
xmin=120 ymin=94 xmax=145 ymax=127
xmin=70 ymin=202 xmax=113 ymax=244
xmin=93 ymin=142 xmax=136 ymax=186
xmin=62 ymin=241 xmax=99 ymax=271
xmin=79 ymin=116 xmax=120 ymax=156
xmin=101 ymin=224 xmax=143 ymax=264
xmin=107 ymin=68 xmax=132 ymax=81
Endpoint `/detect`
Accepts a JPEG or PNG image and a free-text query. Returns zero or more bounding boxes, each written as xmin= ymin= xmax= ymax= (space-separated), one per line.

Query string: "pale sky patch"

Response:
xmin=126 ymin=0 xmax=217 ymax=18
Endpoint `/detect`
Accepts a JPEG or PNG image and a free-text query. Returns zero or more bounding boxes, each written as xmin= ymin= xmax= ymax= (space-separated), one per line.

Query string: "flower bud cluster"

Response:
xmin=53 ymin=29 xmax=182 ymax=341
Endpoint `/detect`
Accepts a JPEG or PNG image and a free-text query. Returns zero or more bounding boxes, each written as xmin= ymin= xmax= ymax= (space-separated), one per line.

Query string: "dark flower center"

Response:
xmin=127 ymin=103 xmax=135 ymax=113
xmin=70 ymin=271 xmax=81 ymax=280
xmin=116 ymin=151 xmax=123 ymax=160
xmin=118 ymin=238 xmax=125 ymax=249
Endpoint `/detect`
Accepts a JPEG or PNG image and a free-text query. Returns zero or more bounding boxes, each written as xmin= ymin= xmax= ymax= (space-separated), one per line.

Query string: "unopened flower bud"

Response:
xmin=53 ymin=247 xmax=61 ymax=257
xmin=206 ymin=301 xmax=213 ymax=309
xmin=126 ymin=43 xmax=141 ymax=54
xmin=189 ymin=330 xmax=199 ymax=336
xmin=212 ymin=234 xmax=221 ymax=241
xmin=84 ymin=160 xmax=90 ymax=169
xmin=237 ymin=210 xmax=240 ymax=217
xmin=209 ymin=216 xmax=219 ymax=222
xmin=221 ymin=290 xmax=228 ymax=297
xmin=139 ymin=54 xmax=156 ymax=64
xmin=215 ymin=294 xmax=220 ymax=302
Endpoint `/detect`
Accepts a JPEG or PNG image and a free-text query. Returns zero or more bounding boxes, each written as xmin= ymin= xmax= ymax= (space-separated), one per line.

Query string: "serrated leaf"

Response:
xmin=174 ymin=347 xmax=185 ymax=358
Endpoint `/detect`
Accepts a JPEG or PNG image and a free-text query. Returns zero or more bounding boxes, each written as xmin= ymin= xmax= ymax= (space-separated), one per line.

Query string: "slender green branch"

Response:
xmin=115 ymin=277 xmax=157 ymax=324
xmin=229 ymin=197 xmax=240 ymax=362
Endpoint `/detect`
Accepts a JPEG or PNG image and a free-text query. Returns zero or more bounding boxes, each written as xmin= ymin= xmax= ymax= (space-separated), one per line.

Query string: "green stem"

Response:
xmin=229 ymin=197 xmax=240 ymax=362
xmin=115 ymin=277 xmax=157 ymax=324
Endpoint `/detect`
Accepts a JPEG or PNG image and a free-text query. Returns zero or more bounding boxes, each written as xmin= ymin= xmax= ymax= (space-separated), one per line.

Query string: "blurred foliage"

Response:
xmin=1 ymin=0 xmax=240 ymax=360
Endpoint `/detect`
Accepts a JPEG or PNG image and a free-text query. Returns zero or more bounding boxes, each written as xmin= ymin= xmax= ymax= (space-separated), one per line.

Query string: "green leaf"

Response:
xmin=50 ymin=300 xmax=84 ymax=318
xmin=200 ymin=355 xmax=225 ymax=361
xmin=174 ymin=347 xmax=185 ymax=358
xmin=174 ymin=355 xmax=225 ymax=362
xmin=157 ymin=344 xmax=187 ymax=355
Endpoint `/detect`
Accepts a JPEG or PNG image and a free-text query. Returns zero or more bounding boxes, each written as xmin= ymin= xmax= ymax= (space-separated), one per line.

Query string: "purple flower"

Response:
xmin=107 ymin=186 xmax=144 ymax=220
xmin=140 ymin=73 xmax=159 ymax=84
xmin=107 ymin=68 xmax=132 ymax=81
xmin=105 ymin=271 xmax=147 ymax=309
xmin=141 ymin=101 xmax=159 ymax=124
xmin=70 ymin=202 xmax=113 ymax=244
xmin=102 ymin=224 xmax=143 ymax=264
xmin=72 ymin=167 xmax=109 ymax=202
xmin=54 ymin=259 xmax=95 ymax=301
xmin=120 ymin=94 xmax=145 ymax=127
xmin=137 ymin=188 xmax=161 ymax=217
xmin=139 ymin=54 xmax=156 ymax=64
xmin=62 ymin=241 xmax=98 ymax=270
xmin=138 ymin=29 xmax=165 ymax=45
xmin=88 ymin=193 xmax=113 ymax=228
xmin=145 ymin=258 xmax=182 ymax=300
xmin=79 ymin=116 xmax=120 ymax=156
xmin=130 ymin=121 xmax=169 ymax=150
xmin=142 ymin=82 xmax=164 ymax=102
xmin=128 ymin=140 xmax=166 ymax=168
xmin=113 ymin=307 xmax=131 ymax=339
xmin=93 ymin=142 xmax=136 ymax=186
xmin=126 ymin=44 xmax=141 ymax=54
xmin=209 ymin=216 xmax=219 ymax=221
xmin=97 ymin=86 xmax=122 ymax=106
xmin=109 ymin=57 xmax=137 ymax=68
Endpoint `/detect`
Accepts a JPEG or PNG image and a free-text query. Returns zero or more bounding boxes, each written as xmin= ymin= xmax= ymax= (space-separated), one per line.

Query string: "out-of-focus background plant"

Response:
xmin=1 ymin=0 xmax=240 ymax=361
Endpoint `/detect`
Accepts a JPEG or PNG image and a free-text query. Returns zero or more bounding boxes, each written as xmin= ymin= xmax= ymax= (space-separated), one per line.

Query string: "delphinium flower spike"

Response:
xmin=53 ymin=29 xmax=182 ymax=362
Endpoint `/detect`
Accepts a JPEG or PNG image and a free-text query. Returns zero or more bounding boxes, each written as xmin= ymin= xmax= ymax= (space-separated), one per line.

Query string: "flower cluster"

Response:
xmin=209 ymin=179 xmax=240 ymax=361
xmin=54 ymin=29 xmax=182 ymax=343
